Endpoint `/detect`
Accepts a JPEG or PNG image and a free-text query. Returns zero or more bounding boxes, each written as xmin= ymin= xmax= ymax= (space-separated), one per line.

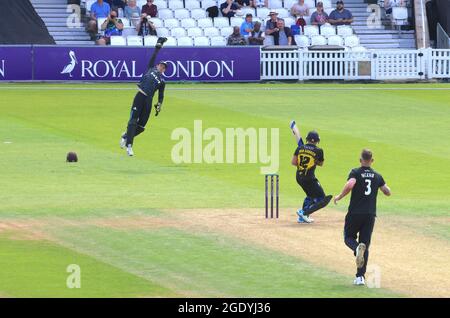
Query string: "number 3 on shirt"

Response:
xmin=364 ymin=179 xmax=372 ymax=195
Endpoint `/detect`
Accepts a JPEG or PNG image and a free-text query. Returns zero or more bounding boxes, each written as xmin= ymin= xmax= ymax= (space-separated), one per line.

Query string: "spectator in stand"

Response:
xmin=236 ymin=0 xmax=253 ymax=7
xmin=272 ymin=19 xmax=295 ymax=45
xmin=248 ymin=21 xmax=265 ymax=45
xmin=227 ymin=26 xmax=247 ymax=45
xmin=240 ymin=13 xmax=254 ymax=36
xmin=97 ymin=9 xmax=124 ymax=45
xmin=264 ymin=11 xmax=279 ymax=36
xmin=141 ymin=0 xmax=158 ymax=18
xmin=252 ymin=0 xmax=268 ymax=8
xmin=87 ymin=0 xmax=111 ymax=40
xmin=328 ymin=0 xmax=353 ymax=25
xmin=291 ymin=0 xmax=310 ymax=32
xmin=105 ymin=0 xmax=126 ymax=10
xmin=125 ymin=0 xmax=141 ymax=27
xmin=137 ymin=13 xmax=158 ymax=36
xmin=310 ymin=1 xmax=329 ymax=26
xmin=221 ymin=0 xmax=239 ymax=18
xmin=384 ymin=0 xmax=405 ymax=14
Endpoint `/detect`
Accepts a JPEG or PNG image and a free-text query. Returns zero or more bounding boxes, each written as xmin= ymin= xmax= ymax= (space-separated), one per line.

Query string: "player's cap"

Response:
xmin=158 ymin=60 xmax=168 ymax=67
xmin=306 ymin=131 xmax=320 ymax=142
xmin=336 ymin=0 xmax=344 ymax=4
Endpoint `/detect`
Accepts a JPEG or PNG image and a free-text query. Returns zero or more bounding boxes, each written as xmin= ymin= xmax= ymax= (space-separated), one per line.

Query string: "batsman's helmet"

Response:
xmin=306 ymin=131 xmax=320 ymax=142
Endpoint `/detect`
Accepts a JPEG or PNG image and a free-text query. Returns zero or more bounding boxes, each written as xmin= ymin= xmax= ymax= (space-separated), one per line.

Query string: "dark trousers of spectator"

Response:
xmin=344 ymin=213 xmax=376 ymax=277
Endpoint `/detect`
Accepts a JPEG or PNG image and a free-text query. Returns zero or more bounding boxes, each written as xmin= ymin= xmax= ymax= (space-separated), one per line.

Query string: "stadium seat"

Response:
xmin=284 ymin=17 xmax=295 ymax=27
xmin=153 ymin=0 xmax=168 ymax=9
xmin=321 ymin=0 xmax=332 ymax=9
xmin=185 ymin=0 xmax=201 ymax=9
xmin=230 ymin=17 xmax=244 ymax=27
xmin=344 ymin=35 xmax=359 ymax=48
xmin=392 ymin=7 xmax=408 ymax=26
xmin=168 ymin=0 xmax=184 ymax=10
xmin=256 ymin=7 xmax=270 ymax=18
xmin=137 ymin=0 xmax=146 ymax=8
xmin=181 ymin=18 xmax=197 ymax=28
xmin=164 ymin=18 xmax=180 ymax=28
xmin=144 ymin=35 xmax=158 ymax=46
xmin=191 ymin=8 xmax=207 ymax=19
xmin=320 ymin=25 xmax=336 ymax=37
xmin=158 ymin=9 xmax=174 ymax=19
xmin=110 ymin=35 xmax=126 ymax=46
xmin=177 ymin=36 xmax=194 ymax=46
xmin=283 ymin=0 xmax=297 ymax=9
xmin=351 ymin=46 xmax=367 ymax=52
xmin=174 ymin=9 xmax=190 ymax=19
xmin=127 ymin=35 xmax=144 ymax=46
xmin=204 ymin=27 xmax=220 ymax=37
xmin=187 ymin=27 xmax=203 ymax=37
xmin=239 ymin=7 xmax=256 ymax=17
xmin=327 ymin=35 xmax=343 ymax=46
xmin=121 ymin=28 xmax=138 ymax=37
xmin=171 ymin=27 xmax=187 ymax=38
xmin=337 ymin=25 xmax=353 ymax=37
xmin=165 ymin=36 xmax=177 ymax=46
xmin=86 ymin=0 xmax=96 ymax=11
xmin=149 ymin=18 xmax=163 ymax=28
xmin=156 ymin=27 xmax=170 ymax=37
xmin=264 ymin=35 xmax=275 ymax=45
xmin=220 ymin=26 xmax=234 ymax=37
xmin=97 ymin=17 xmax=107 ymax=30
xmin=294 ymin=34 xmax=309 ymax=48
xmin=197 ymin=17 xmax=214 ymax=28
xmin=325 ymin=7 xmax=333 ymax=15
xmin=214 ymin=17 xmax=230 ymax=28
xmin=210 ymin=36 xmax=227 ymax=46
xmin=305 ymin=0 xmax=315 ymax=9
xmin=268 ymin=0 xmax=283 ymax=9
xmin=202 ymin=0 xmax=217 ymax=9
xmin=120 ymin=18 xmax=131 ymax=27
xmin=303 ymin=25 xmax=319 ymax=36
xmin=273 ymin=8 xmax=289 ymax=18
xmin=310 ymin=35 xmax=327 ymax=45
xmin=194 ymin=36 xmax=210 ymax=46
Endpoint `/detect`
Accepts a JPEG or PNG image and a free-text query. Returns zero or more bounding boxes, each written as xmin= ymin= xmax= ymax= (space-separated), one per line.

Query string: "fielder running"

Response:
xmin=290 ymin=121 xmax=332 ymax=223
xmin=334 ymin=149 xmax=391 ymax=286
xmin=120 ymin=37 xmax=168 ymax=156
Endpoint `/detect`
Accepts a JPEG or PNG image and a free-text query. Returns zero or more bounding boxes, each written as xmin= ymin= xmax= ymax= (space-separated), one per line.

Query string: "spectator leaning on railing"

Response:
xmin=141 ymin=0 xmax=158 ymax=18
xmin=240 ymin=13 xmax=254 ymax=36
xmin=137 ymin=13 xmax=158 ymax=36
xmin=227 ymin=26 xmax=247 ymax=45
xmin=125 ymin=0 xmax=141 ymax=26
xmin=310 ymin=1 xmax=329 ymax=26
xmin=248 ymin=21 xmax=265 ymax=45
xmin=97 ymin=9 xmax=124 ymax=45
xmin=272 ymin=19 xmax=295 ymax=45
xmin=221 ymin=0 xmax=239 ymax=18
xmin=328 ymin=0 xmax=353 ymax=26
xmin=87 ymin=0 xmax=111 ymax=40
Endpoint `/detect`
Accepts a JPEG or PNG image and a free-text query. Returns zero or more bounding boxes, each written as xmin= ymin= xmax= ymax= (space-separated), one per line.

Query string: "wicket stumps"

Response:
xmin=265 ymin=174 xmax=279 ymax=218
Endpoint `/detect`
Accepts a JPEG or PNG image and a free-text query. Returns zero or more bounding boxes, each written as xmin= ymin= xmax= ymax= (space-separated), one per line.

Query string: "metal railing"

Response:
xmin=260 ymin=48 xmax=450 ymax=80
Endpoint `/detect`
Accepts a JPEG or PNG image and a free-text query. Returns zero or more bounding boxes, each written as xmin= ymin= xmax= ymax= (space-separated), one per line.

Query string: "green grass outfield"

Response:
xmin=0 ymin=83 xmax=449 ymax=297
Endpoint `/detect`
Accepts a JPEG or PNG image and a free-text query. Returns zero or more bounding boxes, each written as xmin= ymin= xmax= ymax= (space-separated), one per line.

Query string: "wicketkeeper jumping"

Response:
xmin=120 ymin=37 xmax=168 ymax=156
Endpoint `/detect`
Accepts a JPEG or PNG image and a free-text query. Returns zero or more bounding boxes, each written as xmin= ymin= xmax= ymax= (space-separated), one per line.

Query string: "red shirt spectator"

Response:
xmin=141 ymin=0 xmax=157 ymax=18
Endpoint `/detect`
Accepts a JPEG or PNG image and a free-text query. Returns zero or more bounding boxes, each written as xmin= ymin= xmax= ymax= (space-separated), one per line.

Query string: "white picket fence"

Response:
xmin=260 ymin=48 xmax=450 ymax=80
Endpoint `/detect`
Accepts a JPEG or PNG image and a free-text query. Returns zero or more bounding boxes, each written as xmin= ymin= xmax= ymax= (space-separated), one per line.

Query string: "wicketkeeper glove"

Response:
xmin=154 ymin=102 xmax=162 ymax=116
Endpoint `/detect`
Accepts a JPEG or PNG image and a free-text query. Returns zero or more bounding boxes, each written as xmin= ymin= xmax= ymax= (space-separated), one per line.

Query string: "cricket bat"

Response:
xmin=289 ymin=120 xmax=303 ymax=147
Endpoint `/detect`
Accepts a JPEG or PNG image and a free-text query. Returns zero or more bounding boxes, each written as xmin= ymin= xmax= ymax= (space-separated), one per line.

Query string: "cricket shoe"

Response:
xmin=353 ymin=276 xmax=365 ymax=286
xmin=296 ymin=209 xmax=313 ymax=223
xmin=120 ymin=133 xmax=127 ymax=149
xmin=356 ymin=243 xmax=366 ymax=269
xmin=126 ymin=145 xmax=134 ymax=157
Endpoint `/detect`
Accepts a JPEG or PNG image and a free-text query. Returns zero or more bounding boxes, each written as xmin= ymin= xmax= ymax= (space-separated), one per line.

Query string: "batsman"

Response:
xmin=290 ymin=120 xmax=332 ymax=223
xmin=120 ymin=37 xmax=168 ymax=156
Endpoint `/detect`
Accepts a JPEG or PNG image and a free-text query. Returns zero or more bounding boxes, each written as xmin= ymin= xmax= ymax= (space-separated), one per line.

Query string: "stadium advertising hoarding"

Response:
xmin=0 ymin=46 xmax=33 ymax=81
xmin=0 ymin=46 xmax=260 ymax=82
